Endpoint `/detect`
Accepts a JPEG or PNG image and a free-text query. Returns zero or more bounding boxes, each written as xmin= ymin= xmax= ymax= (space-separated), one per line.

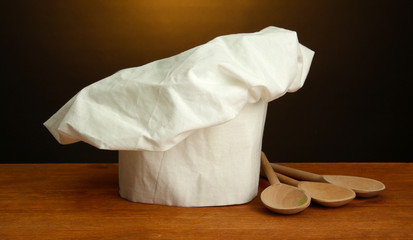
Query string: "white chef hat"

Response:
xmin=45 ymin=26 xmax=314 ymax=206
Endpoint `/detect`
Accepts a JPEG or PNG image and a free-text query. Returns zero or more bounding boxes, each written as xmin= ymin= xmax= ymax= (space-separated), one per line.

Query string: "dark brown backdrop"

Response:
xmin=2 ymin=0 xmax=411 ymax=163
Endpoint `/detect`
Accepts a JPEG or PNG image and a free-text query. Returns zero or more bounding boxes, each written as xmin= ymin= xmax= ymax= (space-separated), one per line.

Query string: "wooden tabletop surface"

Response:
xmin=1 ymin=162 xmax=412 ymax=239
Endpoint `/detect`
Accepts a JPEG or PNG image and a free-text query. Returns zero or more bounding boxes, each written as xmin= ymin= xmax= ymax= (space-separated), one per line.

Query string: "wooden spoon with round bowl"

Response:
xmin=260 ymin=152 xmax=311 ymax=214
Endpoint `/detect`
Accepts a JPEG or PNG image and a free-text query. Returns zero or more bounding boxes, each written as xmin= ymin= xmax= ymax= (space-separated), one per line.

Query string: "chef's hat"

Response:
xmin=45 ymin=26 xmax=314 ymax=206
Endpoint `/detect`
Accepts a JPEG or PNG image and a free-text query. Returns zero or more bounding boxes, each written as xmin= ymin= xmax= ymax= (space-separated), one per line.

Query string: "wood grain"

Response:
xmin=1 ymin=163 xmax=412 ymax=239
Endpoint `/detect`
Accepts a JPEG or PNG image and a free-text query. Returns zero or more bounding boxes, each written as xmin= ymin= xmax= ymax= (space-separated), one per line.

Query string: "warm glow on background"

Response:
xmin=2 ymin=0 xmax=410 ymax=163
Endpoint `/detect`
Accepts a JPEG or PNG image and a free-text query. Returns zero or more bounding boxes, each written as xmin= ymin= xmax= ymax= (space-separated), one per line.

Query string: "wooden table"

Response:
xmin=1 ymin=162 xmax=412 ymax=239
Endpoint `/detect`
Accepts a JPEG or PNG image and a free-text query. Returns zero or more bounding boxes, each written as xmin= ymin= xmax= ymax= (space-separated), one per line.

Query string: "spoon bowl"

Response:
xmin=322 ymin=175 xmax=385 ymax=198
xmin=261 ymin=184 xmax=310 ymax=214
xmin=297 ymin=181 xmax=355 ymax=207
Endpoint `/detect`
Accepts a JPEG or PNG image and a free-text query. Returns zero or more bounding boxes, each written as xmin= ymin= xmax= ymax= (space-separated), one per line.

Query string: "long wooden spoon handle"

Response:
xmin=274 ymin=172 xmax=300 ymax=187
xmin=261 ymin=152 xmax=280 ymax=185
xmin=270 ymin=163 xmax=326 ymax=182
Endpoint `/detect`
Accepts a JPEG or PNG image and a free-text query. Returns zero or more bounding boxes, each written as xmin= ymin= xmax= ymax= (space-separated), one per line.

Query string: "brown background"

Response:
xmin=2 ymin=0 xmax=411 ymax=163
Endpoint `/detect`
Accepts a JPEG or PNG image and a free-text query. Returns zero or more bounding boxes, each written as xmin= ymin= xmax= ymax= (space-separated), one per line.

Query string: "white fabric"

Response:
xmin=44 ymin=26 xmax=314 ymax=207
xmin=119 ymin=101 xmax=267 ymax=207
xmin=44 ymin=26 xmax=314 ymax=151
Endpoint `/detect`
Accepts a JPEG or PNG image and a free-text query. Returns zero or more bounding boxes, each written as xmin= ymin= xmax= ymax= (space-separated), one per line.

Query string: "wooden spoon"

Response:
xmin=260 ymin=152 xmax=310 ymax=214
xmin=274 ymin=172 xmax=355 ymax=207
xmin=270 ymin=163 xmax=385 ymax=198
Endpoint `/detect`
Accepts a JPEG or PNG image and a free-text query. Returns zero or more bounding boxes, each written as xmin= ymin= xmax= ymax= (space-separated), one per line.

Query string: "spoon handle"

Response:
xmin=274 ymin=172 xmax=300 ymax=187
xmin=261 ymin=152 xmax=280 ymax=185
xmin=270 ymin=163 xmax=325 ymax=182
